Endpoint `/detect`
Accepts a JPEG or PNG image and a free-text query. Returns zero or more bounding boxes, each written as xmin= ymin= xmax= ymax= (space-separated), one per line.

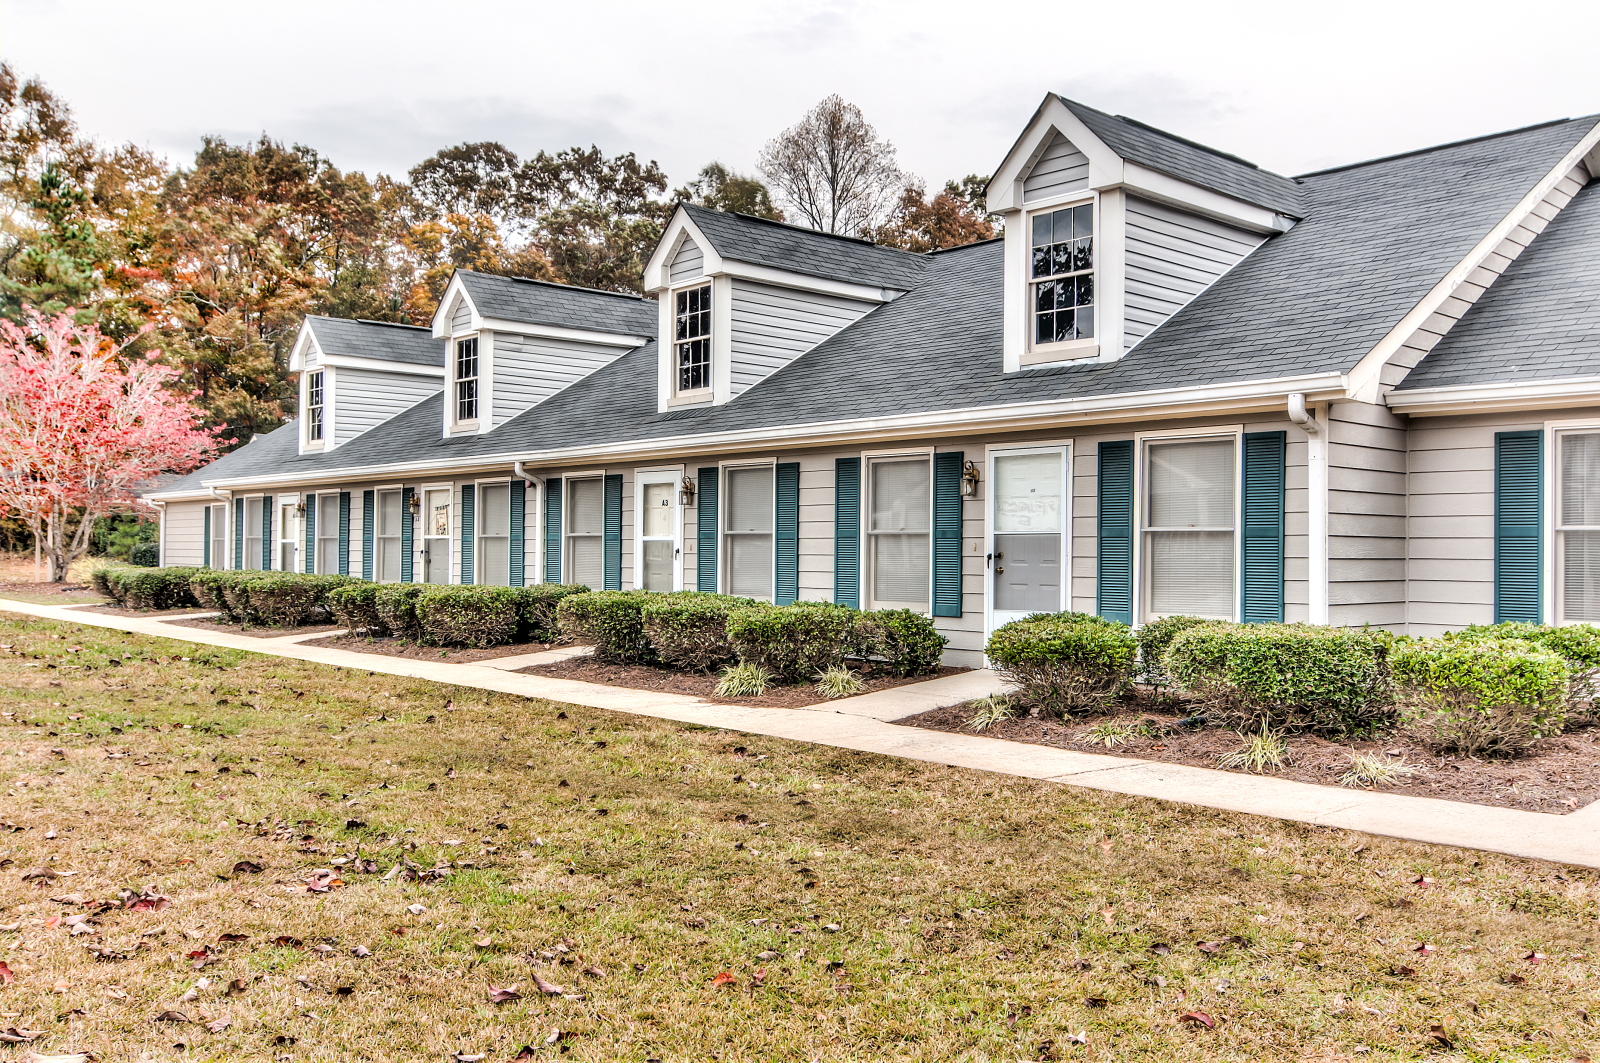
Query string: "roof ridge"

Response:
xmin=682 ymin=202 xmax=927 ymax=259
xmin=1296 ymin=115 xmax=1599 ymax=178
xmin=457 ymin=269 xmax=649 ymax=303
xmin=1057 ymin=95 xmax=1294 ymax=181
xmin=308 ymin=314 xmax=430 ymax=331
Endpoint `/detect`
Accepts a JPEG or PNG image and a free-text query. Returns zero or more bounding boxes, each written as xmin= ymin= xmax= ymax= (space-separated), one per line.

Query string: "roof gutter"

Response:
xmin=1386 ymin=376 xmax=1600 ymax=416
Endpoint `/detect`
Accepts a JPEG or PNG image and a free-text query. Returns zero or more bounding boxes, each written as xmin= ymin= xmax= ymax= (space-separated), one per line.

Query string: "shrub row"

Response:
xmin=93 ymin=566 xmax=202 ymax=610
xmin=184 ymin=570 xmax=356 ymax=626
xmin=328 ymin=581 xmax=590 ymax=647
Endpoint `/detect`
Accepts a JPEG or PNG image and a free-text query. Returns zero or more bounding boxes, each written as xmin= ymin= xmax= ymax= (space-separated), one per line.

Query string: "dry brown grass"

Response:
xmin=0 ymin=614 xmax=1597 ymax=1061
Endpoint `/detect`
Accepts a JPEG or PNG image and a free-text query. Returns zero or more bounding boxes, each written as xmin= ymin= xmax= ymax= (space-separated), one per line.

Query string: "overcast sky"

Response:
xmin=5 ymin=0 xmax=1598 ymax=193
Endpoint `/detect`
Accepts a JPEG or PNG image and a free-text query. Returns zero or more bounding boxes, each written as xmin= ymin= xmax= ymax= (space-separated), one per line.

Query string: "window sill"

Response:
xmin=448 ymin=420 xmax=481 ymax=435
xmin=1021 ymin=340 xmax=1099 ymax=366
xmin=665 ymin=390 xmax=713 ymax=409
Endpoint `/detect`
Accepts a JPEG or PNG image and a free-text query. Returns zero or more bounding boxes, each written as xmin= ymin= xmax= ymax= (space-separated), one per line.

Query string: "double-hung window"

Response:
xmin=478 ymin=482 xmax=511 ymax=585
xmin=1028 ymin=201 xmax=1094 ymax=348
xmin=454 ymin=337 xmax=479 ymax=425
xmin=315 ymin=493 xmax=339 ymax=574
xmin=673 ymin=284 xmax=712 ymax=395
xmin=1142 ymin=436 xmax=1237 ymax=621
xmin=207 ymin=504 xmax=228 ymax=568
xmin=566 ymin=478 xmax=605 ymax=589
xmin=376 ymin=489 xmax=403 ymax=582
xmin=866 ymin=456 xmax=932 ymax=611
xmin=243 ymin=497 xmax=265 ymax=569
xmin=723 ymin=465 xmax=774 ymax=599
xmin=305 ymin=370 xmax=325 ymax=443
xmin=1557 ymin=431 xmax=1600 ymax=623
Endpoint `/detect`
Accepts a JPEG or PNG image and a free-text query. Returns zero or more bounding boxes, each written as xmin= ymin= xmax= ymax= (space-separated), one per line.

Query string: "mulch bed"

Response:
xmin=300 ymin=634 xmax=568 ymax=662
xmin=161 ymin=617 xmax=345 ymax=637
xmin=518 ymin=655 xmax=966 ymax=708
xmin=79 ymin=603 xmax=215 ymax=617
xmin=899 ymin=693 xmax=1600 ymax=814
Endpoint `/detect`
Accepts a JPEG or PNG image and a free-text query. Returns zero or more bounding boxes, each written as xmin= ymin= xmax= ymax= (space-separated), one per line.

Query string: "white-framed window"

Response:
xmin=375 ymin=489 xmax=403 ymax=582
xmin=566 ymin=477 xmax=605 ymax=589
xmin=1556 ymin=430 xmax=1600 ymax=623
xmin=305 ymin=370 xmax=326 ymax=443
xmin=243 ymin=496 xmax=265 ymax=569
xmin=477 ymin=482 xmax=511 ymax=586
xmin=1141 ymin=434 xmax=1238 ymax=622
xmin=453 ymin=336 xmax=479 ymax=425
xmin=315 ymin=492 xmax=339 ymax=574
xmin=1028 ymin=200 xmax=1094 ymax=349
xmin=723 ymin=464 xmax=774 ymax=600
xmin=673 ymin=283 xmax=712 ymax=395
xmin=207 ymin=503 xmax=228 ymax=568
xmin=866 ymin=455 xmax=932 ymax=611
xmin=277 ymin=497 xmax=300 ymax=573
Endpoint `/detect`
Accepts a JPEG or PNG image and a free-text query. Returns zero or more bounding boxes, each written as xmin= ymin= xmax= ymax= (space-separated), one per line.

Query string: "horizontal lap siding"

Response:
xmin=1328 ymin=400 xmax=1408 ymax=627
xmin=727 ymin=281 xmax=875 ymax=398
xmin=161 ymin=501 xmax=207 ymax=566
xmin=668 ymin=237 xmax=704 ymax=284
xmin=333 ymin=368 xmax=442 ymax=446
xmin=451 ymin=296 xmax=472 ymax=332
xmin=490 ymin=331 xmax=622 ymax=426
xmin=1021 ymin=133 xmax=1090 ymax=201
xmin=1122 ymin=198 xmax=1265 ymax=354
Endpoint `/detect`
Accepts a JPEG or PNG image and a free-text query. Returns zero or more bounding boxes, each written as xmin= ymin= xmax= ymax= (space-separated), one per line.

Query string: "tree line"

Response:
xmin=1 ymin=68 xmax=996 ymax=448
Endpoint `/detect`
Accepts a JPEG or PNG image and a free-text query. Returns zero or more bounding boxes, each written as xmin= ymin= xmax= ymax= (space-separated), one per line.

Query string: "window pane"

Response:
xmin=480 ymin=537 xmax=509 ymax=585
xmin=642 ymin=539 xmax=674 ymax=592
xmin=1147 ymin=439 xmax=1236 ymax=528
xmin=1562 ymin=434 xmax=1600 ymax=526
xmin=1031 ymin=212 xmax=1051 ymax=247
xmin=870 ymin=459 xmax=930 ymax=533
xmin=871 ymin=532 xmax=929 ymax=608
xmin=642 ymin=482 xmax=674 ymax=537
xmin=1075 ymin=305 xmax=1095 ymax=339
xmin=727 ymin=534 xmax=772 ymax=599
xmin=480 ymin=484 xmax=510 ymax=536
xmin=1035 ymin=311 xmax=1054 ymax=345
xmin=995 ymin=451 xmax=1063 ymax=534
xmin=726 ymin=467 xmax=774 ymax=533
xmin=378 ymin=540 xmax=399 ymax=582
xmin=568 ymin=479 xmax=604 ymax=535
xmin=317 ymin=540 xmax=338 ymax=574
xmin=1148 ymin=530 xmax=1234 ymax=618
xmin=1072 ymin=203 xmax=1093 ymax=239
xmin=568 ymin=535 xmax=603 ymax=589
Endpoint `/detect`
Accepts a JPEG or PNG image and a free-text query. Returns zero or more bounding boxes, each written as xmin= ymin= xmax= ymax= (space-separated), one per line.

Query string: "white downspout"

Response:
xmin=1289 ymin=394 xmax=1330 ymax=625
xmin=513 ymin=462 xmax=545 ymax=583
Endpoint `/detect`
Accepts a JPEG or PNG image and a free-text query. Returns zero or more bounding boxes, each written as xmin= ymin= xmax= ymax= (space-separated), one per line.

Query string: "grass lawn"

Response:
xmin=0 ymin=616 xmax=1596 ymax=1062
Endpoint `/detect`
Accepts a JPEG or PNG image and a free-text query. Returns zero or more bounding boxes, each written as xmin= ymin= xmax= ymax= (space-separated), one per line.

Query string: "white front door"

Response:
xmin=277 ymin=498 xmax=300 ymax=573
xmin=989 ymin=446 xmax=1069 ymax=630
xmin=422 ymin=487 xmax=452 ymax=584
xmin=636 ymin=470 xmax=681 ymax=591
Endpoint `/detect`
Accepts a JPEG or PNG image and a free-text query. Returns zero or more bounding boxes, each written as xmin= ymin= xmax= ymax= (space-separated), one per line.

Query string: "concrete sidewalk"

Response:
xmin=3 ymin=596 xmax=1597 ymax=870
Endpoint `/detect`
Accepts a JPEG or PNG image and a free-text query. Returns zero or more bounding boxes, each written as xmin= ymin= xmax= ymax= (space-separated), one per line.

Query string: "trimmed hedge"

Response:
xmin=234 ymin=573 xmax=353 ymax=627
xmin=1136 ymin=614 xmax=1215 ymax=687
xmin=327 ymin=583 xmax=387 ymax=636
xmin=1394 ymin=637 xmax=1569 ymax=757
xmin=1452 ymin=622 xmax=1600 ymax=705
xmin=858 ymin=608 xmax=946 ymax=677
xmin=374 ymin=584 xmax=427 ymax=641
xmin=726 ymin=601 xmax=864 ymax=684
xmin=557 ymin=590 xmax=657 ymax=663
xmin=106 ymin=566 xmax=201 ymax=610
xmin=640 ymin=592 xmax=757 ymax=672
xmin=416 ymin=585 xmax=521 ymax=648
xmin=985 ymin=613 xmax=1137 ymax=715
xmin=1165 ymin=623 xmax=1394 ymax=736
xmin=511 ymin=583 xmax=589 ymax=643
xmin=89 ymin=566 xmax=122 ymax=602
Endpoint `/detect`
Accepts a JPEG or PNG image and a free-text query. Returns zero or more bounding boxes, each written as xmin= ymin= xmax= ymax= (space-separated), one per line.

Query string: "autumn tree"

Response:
xmin=757 ymin=95 xmax=905 ymax=237
xmin=0 ymin=307 xmax=219 ymax=580
xmin=872 ymin=177 xmax=999 ymax=253
xmin=518 ymin=146 xmax=671 ymax=292
xmin=409 ymin=141 xmax=526 ymax=234
xmin=677 ymin=162 xmax=782 ymax=220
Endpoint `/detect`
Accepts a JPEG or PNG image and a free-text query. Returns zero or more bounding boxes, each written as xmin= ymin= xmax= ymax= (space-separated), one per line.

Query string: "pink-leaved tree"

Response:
xmin=0 ymin=307 xmax=222 ymax=581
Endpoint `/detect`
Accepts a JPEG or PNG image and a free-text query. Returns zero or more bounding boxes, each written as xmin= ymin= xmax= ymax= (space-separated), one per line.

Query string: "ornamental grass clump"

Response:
xmin=1392 ymin=637 xmax=1569 ymax=757
xmin=557 ymin=590 xmax=658 ymax=664
xmin=983 ymin=613 xmax=1137 ymax=716
xmin=640 ymin=592 xmax=757 ymax=673
xmin=725 ymin=601 xmax=860 ymax=684
xmin=416 ymin=585 xmax=521 ymax=648
xmin=715 ymin=661 xmax=774 ymax=699
xmin=1164 ymin=623 xmax=1394 ymax=736
xmin=814 ymin=665 xmax=868 ymax=699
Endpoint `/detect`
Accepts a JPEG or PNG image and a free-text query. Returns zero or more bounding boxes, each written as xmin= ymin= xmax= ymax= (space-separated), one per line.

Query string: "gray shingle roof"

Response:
xmin=679 ymin=204 xmax=928 ymax=291
xmin=1396 ymin=180 xmax=1600 ymax=390
xmin=456 ymin=271 xmax=657 ymax=335
xmin=1058 ymin=96 xmax=1306 ymax=217
xmin=307 ymin=316 xmax=443 ymax=367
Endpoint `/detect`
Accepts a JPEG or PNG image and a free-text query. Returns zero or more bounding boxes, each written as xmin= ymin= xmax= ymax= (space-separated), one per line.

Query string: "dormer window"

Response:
xmin=453 ymin=337 xmax=479 ymax=426
xmin=305 ymin=371 xmax=325 ymax=443
xmin=1029 ymin=201 xmax=1095 ymax=349
xmin=673 ymin=284 xmax=712 ymax=395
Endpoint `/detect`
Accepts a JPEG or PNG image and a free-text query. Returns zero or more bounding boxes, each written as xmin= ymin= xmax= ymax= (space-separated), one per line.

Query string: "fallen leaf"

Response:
xmin=710 ymin=971 xmax=738 ymax=988
xmin=26 ymin=1052 xmax=92 ymax=1063
xmin=351 ymin=946 xmax=371 ymax=959
xmin=1525 ymin=951 xmax=1547 ymax=964
xmin=487 ymin=985 xmax=522 ymax=1006
xmin=20 ymin=867 xmax=59 ymax=882
xmin=230 ymin=860 xmax=263 ymax=875
xmin=0 ymin=961 xmax=13 ymax=985
xmin=154 ymin=1010 xmax=190 ymax=1024
xmin=0 ymin=1027 xmax=43 ymax=1043
xmin=531 ymin=972 xmax=565 ymax=996
xmin=452 ymin=1054 xmax=486 ymax=1062
xmin=1179 ymin=1011 xmax=1216 ymax=1029
xmin=126 ymin=892 xmax=171 ymax=913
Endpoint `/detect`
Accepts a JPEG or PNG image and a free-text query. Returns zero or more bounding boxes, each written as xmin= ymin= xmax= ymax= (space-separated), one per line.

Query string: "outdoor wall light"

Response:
xmin=295 ymin=500 xmax=307 ymax=515
xmin=407 ymin=493 xmax=420 ymax=515
xmin=679 ymin=475 xmax=697 ymax=506
xmin=961 ymin=460 xmax=981 ymax=498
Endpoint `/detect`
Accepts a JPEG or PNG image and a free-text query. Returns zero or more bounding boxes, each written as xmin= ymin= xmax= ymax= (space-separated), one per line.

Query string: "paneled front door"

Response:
xmin=422 ymin=487 xmax=452 ymax=584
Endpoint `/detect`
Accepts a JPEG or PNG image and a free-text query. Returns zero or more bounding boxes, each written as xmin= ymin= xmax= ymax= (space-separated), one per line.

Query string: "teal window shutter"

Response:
xmin=459 ymin=484 xmax=475 ymax=585
xmin=509 ymin=480 xmax=526 ymax=587
xmin=697 ymin=467 xmax=719 ymax=592
xmin=1495 ymin=430 xmax=1544 ymax=623
xmin=400 ymin=487 xmax=415 ymax=582
xmin=544 ymin=478 xmax=563 ymax=583
xmin=361 ymin=491 xmax=375 ymax=580
xmin=834 ymin=458 xmax=861 ymax=608
xmin=932 ymin=452 xmax=964 ymax=617
xmin=603 ymin=473 xmax=623 ymax=590
xmin=233 ymin=498 xmax=244 ymax=570
xmin=260 ymin=498 xmax=272 ymax=571
xmin=775 ymin=462 xmax=800 ymax=604
xmin=1241 ymin=431 xmax=1286 ymax=624
xmin=202 ymin=507 xmax=212 ymax=567
xmin=1097 ymin=441 xmax=1135 ymax=624
xmin=338 ymin=492 xmax=351 ymax=576
xmin=303 ymin=494 xmax=316 ymax=574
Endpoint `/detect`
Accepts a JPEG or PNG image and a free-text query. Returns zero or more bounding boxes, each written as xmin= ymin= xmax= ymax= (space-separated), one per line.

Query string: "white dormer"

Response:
xmin=643 ymin=205 xmax=917 ymax=412
xmin=987 ymin=94 xmax=1297 ymax=372
xmin=431 ymin=271 xmax=653 ymax=436
xmin=288 ymin=318 xmax=446 ymax=455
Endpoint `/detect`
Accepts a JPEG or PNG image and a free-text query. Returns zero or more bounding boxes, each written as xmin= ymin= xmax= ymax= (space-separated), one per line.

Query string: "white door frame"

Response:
xmin=635 ymin=466 xmax=684 ymax=592
xmin=984 ymin=441 xmax=1072 ymax=635
xmin=275 ymin=493 xmax=301 ymax=574
xmin=419 ymin=483 xmax=454 ymax=584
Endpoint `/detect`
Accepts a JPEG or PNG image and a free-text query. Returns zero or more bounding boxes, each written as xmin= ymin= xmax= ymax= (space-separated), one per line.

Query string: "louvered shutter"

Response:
xmin=932 ymin=452 xmax=964 ymax=618
xmin=509 ymin=480 xmax=526 ymax=587
xmin=1096 ymin=440 xmax=1134 ymax=623
xmin=774 ymin=463 xmax=800 ymax=604
xmin=1495 ymin=430 xmax=1544 ymax=623
xmin=459 ymin=484 xmax=475 ymax=585
xmin=603 ymin=474 xmax=623 ymax=590
xmin=1241 ymin=431 xmax=1286 ymax=624
xmin=202 ymin=507 xmax=212 ymax=567
xmin=337 ymin=492 xmax=351 ymax=576
xmin=400 ymin=487 xmax=415 ymax=582
xmin=543 ymin=478 xmax=563 ymax=583
xmin=361 ymin=491 xmax=375 ymax=580
xmin=834 ymin=458 xmax=861 ymax=608
xmin=234 ymin=498 xmax=244 ymax=570
xmin=303 ymin=494 xmax=317 ymax=573
xmin=260 ymin=499 xmax=273 ymax=571
xmin=696 ymin=467 xmax=719 ymax=592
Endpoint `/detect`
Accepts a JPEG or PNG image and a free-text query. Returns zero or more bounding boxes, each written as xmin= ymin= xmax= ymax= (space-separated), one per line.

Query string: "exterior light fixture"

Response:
xmin=679 ymin=475 xmax=697 ymax=506
xmin=961 ymin=460 xmax=981 ymax=498
xmin=295 ymin=500 xmax=307 ymax=514
xmin=407 ymin=493 xmax=420 ymax=515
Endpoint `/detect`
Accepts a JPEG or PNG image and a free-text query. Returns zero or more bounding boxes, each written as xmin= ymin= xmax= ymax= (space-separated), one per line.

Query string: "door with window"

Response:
xmin=990 ymin=446 xmax=1068 ymax=628
xmin=422 ymin=487 xmax=452 ymax=584
xmin=277 ymin=499 xmax=300 ymax=573
xmin=636 ymin=470 xmax=680 ymax=592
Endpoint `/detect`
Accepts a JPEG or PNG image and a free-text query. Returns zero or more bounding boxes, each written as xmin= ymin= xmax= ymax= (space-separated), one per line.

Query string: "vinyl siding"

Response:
xmin=1327 ymin=400 xmax=1408 ymax=627
xmin=1122 ymin=196 xmax=1265 ymax=354
xmin=1022 ymin=132 xmax=1090 ymax=202
xmin=332 ymin=368 xmax=442 ymax=446
xmin=490 ymin=330 xmax=626 ymax=425
xmin=450 ymin=294 xmax=473 ymax=333
xmin=160 ymin=501 xmax=207 ymax=566
xmin=668 ymin=235 xmax=705 ymax=284
xmin=728 ymin=280 xmax=876 ymax=397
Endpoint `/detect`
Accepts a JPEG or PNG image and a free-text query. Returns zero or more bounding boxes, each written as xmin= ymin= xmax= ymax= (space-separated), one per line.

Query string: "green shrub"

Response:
xmin=114 ymin=566 xmax=201 ymax=610
xmin=129 ymin=541 xmax=160 ymax=567
xmin=327 ymin=583 xmax=387 ymax=636
xmin=984 ymin=614 xmax=1137 ymax=716
xmin=640 ymin=592 xmax=757 ymax=672
xmin=1136 ymin=614 xmax=1217 ymax=686
xmin=726 ymin=601 xmax=860 ymax=683
xmin=189 ymin=570 xmax=254 ymax=618
xmin=858 ymin=609 xmax=946 ymax=676
xmin=90 ymin=566 xmax=123 ymax=603
xmin=510 ymin=583 xmax=590 ymax=643
xmin=715 ymin=661 xmax=773 ymax=699
xmin=1165 ymin=623 xmax=1394 ymax=736
xmin=416 ymin=585 xmax=521 ymax=648
xmin=557 ymin=590 xmax=658 ymax=663
xmin=238 ymin=573 xmax=353 ymax=627
xmin=374 ymin=584 xmax=427 ymax=641
xmin=1453 ymin=622 xmax=1600 ymax=705
xmin=1393 ymin=637 xmax=1569 ymax=757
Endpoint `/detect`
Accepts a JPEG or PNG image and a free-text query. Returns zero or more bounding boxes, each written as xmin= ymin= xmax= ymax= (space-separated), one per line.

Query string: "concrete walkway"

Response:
xmin=3 ymin=597 xmax=1597 ymax=870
